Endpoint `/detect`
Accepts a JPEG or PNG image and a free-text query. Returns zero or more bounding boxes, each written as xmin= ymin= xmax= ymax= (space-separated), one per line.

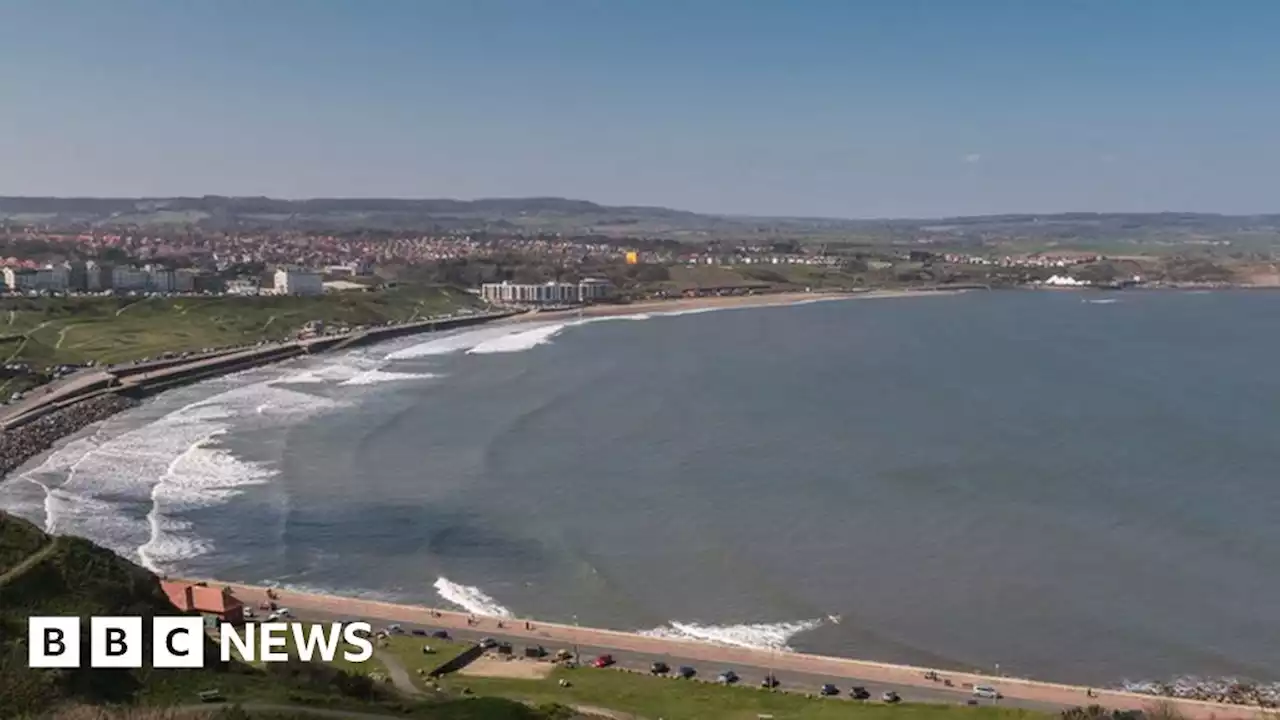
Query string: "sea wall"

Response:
xmin=0 ymin=394 xmax=138 ymax=477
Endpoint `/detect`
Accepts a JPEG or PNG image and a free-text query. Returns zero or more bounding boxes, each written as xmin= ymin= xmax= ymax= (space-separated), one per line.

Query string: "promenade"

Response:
xmin=206 ymin=580 xmax=1263 ymax=720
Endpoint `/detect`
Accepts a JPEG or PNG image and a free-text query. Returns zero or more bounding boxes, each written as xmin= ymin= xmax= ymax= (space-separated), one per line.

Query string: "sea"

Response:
xmin=3 ymin=289 xmax=1278 ymax=691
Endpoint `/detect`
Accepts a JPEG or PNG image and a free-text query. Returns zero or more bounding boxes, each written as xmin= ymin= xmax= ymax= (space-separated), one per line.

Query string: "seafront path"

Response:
xmin=200 ymin=580 xmax=1263 ymax=719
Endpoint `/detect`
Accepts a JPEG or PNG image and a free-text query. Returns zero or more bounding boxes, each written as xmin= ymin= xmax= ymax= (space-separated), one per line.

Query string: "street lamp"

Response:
xmin=572 ymin=614 xmax=580 ymax=664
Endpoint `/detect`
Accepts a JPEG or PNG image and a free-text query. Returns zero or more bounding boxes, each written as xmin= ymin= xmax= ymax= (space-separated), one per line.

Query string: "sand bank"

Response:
xmin=201 ymin=580 xmax=1262 ymax=719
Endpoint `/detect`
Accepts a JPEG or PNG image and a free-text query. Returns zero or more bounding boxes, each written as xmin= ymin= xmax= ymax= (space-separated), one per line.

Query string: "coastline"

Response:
xmin=197 ymin=579 xmax=1263 ymax=719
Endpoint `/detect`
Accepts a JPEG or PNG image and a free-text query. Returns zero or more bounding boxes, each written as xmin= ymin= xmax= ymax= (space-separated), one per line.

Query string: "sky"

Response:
xmin=2 ymin=0 xmax=1279 ymax=218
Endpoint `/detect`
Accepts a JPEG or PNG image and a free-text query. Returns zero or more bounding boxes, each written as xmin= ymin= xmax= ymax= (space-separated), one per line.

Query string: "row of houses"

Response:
xmin=479 ymin=278 xmax=613 ymax=306
xmin=1 ymin=261 xmax=218 ymax=294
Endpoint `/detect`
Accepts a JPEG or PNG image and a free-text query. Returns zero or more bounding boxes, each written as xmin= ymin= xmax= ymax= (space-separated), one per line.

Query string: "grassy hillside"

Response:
xmin=0 ymin=286 xmax=483 ymax=396
xmin=0 ymin=512 xmax=557 ymax=720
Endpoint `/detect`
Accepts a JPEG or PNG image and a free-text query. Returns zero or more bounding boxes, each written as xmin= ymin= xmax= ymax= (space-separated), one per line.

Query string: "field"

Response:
xmin=0 ymin=286 xmax=482 ymax=395
xmin=438 ymin=664 xmax=1047 ymax=720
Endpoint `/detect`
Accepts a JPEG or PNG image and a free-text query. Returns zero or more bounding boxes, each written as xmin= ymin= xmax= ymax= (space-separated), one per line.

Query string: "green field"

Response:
xmin=440 ymin=665 xmax=1048 ymax=720
xmin=0 ymin=286 xmax=483 ymax=395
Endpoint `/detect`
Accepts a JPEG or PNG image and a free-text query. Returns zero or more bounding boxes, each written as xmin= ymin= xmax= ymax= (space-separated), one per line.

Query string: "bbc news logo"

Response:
xmin=29 ymin=617 xmax=374 ymax=668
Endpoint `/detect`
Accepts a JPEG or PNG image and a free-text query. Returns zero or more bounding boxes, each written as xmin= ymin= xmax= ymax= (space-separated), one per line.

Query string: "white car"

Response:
xmin=973 ymin=685 xmax=1002 ymax=699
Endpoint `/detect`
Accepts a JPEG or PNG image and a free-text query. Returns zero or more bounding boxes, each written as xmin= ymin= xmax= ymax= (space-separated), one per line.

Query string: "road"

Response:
xmin=289 ymin=606 xmax=1061 ymax=713
xmin=211 ymin=581 xmax=1261 ymax=720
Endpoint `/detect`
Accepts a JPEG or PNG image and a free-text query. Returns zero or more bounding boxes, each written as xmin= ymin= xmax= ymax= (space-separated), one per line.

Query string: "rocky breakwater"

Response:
xmin=0 ymin=394 xmax=138 ymax=478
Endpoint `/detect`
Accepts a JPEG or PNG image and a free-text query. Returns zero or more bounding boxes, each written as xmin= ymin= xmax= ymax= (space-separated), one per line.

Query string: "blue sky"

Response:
xmin=2 ymin=0 xmax=1279 ymax=218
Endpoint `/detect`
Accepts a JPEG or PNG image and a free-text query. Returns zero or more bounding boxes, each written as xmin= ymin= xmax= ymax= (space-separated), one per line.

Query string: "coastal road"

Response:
xmin=292 ymin=605 xmax=1058 ymax=713
xmin=208 ymin=582 xmax=1260 ymax=719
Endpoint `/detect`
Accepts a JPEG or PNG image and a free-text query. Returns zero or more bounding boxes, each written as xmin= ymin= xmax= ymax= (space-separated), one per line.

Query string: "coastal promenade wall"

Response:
xmin=208 ymin=580 xmax=1262 ymax=720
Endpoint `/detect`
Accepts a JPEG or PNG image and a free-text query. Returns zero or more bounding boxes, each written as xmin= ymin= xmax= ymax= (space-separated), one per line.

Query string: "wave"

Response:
xmin=640 ymin=618 xmax=823 ymax=652
xmin=433 ymin=576 xmax=515 ymax=617
xmin=385 ymin=326 xmax=525 ymax=360
xmin=1 ymin=370 xmax=340 ymax=575
xmin=1086 ymin=298 xmax=1119 ymax=304
xmin=467 ymin=324 xmax=568 ymax=355
xmin=339 ymin=370 xmax=436 ymax=386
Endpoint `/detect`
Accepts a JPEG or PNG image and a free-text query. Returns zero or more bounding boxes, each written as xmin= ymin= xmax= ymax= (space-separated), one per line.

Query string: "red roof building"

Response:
xmin=161 ymin=580 xmax=245 ymax=625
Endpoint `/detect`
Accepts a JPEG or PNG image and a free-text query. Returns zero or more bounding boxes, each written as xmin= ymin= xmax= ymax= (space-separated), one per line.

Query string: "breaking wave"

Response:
xmin=339 ymin=369 xmax=436 ymax=386
xmin=433 ymin=576 xmax=515 ymax=618
xmin=640 ymin=618 xmax=823 ymax=652
xmin=467 ymin=324 xmax=568 ymax=355
xmin=0 ymin=369 xmax=341 ymax=575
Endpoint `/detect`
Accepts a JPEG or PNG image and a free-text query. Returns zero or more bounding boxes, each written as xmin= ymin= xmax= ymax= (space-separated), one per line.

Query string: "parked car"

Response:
xmin=479 ymin=637 xmax=498 ymax=649
xmin=717 ymin=670 xmax=739 ymax=685
xmin=820 ymin=683 xmax=840 ymax=696
xmin=677 ymin=665 xmax=697 ymax=679
xmin=650 ymin=661 xmax=670 ymax=675
xmin=851 ymin=686 xmax=871 ymax=700
xmin=973 ymin=685 xmax=1002 ymax=699
xmin=431 ymin=630 xmax=450 ymax=640
xmin=882 ymin=691 xmax=902 ymax=703
xmin=411 ymin=629 xmax=428 ymax=636
xmin=592 ymin=654 xmax=615 ymax=668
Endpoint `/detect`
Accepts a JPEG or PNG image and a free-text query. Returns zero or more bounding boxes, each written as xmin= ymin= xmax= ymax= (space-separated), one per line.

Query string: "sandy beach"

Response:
xmin=200 ymin=579 xmax=1263 ymax=719
xmin=508 ymin=288 xmax=965 ymax=323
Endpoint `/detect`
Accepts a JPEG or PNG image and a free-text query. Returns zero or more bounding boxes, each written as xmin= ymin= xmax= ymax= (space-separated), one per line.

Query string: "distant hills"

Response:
xmin=4 ymin=196 xmax=1280 ymax=248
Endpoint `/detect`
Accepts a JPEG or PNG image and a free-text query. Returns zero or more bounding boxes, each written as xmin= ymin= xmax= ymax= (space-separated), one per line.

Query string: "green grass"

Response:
xmin=442 ymin=665 xmax=1048 ymax=720
xmin=0 ymin=286 xmax=483 ymax=371
xmin=379 ymin=635 xmax=476 ymax=689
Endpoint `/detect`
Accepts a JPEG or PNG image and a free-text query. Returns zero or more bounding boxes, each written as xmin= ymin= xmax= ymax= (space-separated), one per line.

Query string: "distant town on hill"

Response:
xmin=5 ymin=196 xmax=1280 ymax=250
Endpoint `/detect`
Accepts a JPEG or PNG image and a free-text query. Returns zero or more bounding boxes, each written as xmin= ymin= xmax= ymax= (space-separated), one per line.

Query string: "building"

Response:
xmin=146 ymin=265 xmax=176 ymax=293
xmin=480 ymin=279 xmax=614 ymax=306
xmin=274 ymin=267 xmax=324 ymax=295
xmin=577 ymin=278 xmax=613 ymax=302
xmin=161 ymin=580 xmax=245 ymax=626
xmin=3 ymin=267 xmax=36 ymax=292
xmin=112 ymin=266 xmax=150 ymax=292
xmin=34 ymin=265 xmax=69 ymax=291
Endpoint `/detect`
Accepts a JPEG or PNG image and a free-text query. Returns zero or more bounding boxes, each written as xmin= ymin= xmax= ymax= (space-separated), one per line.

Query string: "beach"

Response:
xmin=203 ymin=580 xmax=1263 ymax=720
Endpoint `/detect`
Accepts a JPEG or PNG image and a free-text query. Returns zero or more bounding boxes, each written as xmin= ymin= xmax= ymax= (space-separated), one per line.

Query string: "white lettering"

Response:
xmin=291 ymin=623 xmax=342 ymax=662
xmin=341 ymin=622 xmax=374 ymax=663
xmin=259 ymin=623 xmax=289 ymax=662
xmin=219 ymin=623 xmax=255 ymax=663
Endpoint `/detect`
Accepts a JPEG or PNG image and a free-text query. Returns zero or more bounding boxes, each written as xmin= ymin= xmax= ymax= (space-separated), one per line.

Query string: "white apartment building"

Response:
xmin=274 ymin=267 xmax=324 ymax=296
xmin=3 ymin=265 xmax=69 ymax=292
xmin=146 ymin=265 xmax=176 ymax=293
xmin=3 ymin=268 xmax=36 ymax=292
xmin=480 ymin=279 xmax=614 ymax=306
xmin=112 ymin=266 xmax=150 ymax=292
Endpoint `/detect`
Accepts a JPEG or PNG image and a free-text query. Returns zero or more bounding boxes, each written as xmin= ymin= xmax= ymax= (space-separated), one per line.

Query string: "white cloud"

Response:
xmin=963 ymin=153 xmax=982 ymax=163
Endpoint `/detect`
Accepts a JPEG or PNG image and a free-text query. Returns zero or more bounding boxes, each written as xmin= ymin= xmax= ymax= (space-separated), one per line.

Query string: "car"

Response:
xmin=973 ymin=685 xmax=1002 ymax=699
xmin=555 ymin=649 xmax=574 ymax=661
xmin=851 ymin=686 xmax=871 ymax=700
xmin=431 ymin=630 xmax=450 ymax=639
xmin=265 ymin=613 xmax=279 ymax=622
xmin=650 ymin=661 xmax=670 ymax=675
xmin=820 ymin=683 xmax=840 ymax=696
xmin=479 ymin=637 xmax=498 ymax=649
xmin=761 ymin=674 xmax=780 ymax=689
xmin=592 ymin=654 xmax=615 ymax=668
xmin=387 ymin=624 xmax=404 ymax=635
xmin=717 ymin=670 xmax=739 ymax=684
xmin=882 ymin=691 xmax=902 ymax=703
xmin=411 ymin=629 xmax=428 ymax=636
xmin=677 ymin=665 xmax=697 ymax=679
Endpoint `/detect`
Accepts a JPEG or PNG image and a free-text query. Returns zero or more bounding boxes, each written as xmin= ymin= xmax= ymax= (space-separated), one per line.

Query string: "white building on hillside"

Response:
xmin=480 ymin=279 xmax=614 ymax=306
xmin=274 ymin=267 xmax=324 ymax=296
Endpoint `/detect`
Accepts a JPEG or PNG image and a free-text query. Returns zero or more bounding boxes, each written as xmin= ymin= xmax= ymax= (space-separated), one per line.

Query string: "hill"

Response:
xmin=5 ymin=196 xmax=1280 ymax=249
xmin=0 ymin=511 xmax=559 ymax=719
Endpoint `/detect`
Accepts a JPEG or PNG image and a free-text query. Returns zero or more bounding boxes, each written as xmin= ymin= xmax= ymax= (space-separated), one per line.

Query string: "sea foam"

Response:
xmin=433 ymin=576 xmax=515 ymax=618
xmin=640 ymin=618 xmax=823 ymax=652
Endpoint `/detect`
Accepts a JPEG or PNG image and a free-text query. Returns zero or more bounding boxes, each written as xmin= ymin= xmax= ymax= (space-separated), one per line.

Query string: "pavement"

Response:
xmin=267 ymin=604 xmax=1068 ymax=714
xmin=209 ymin=581 xmax=1263 ymax=720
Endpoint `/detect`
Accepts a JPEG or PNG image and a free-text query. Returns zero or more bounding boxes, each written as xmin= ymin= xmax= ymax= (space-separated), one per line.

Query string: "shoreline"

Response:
xmin=195 ymin=579 xmax=1264 ymax=719
xmin=0 ymin=289 xmax=949 ymax=482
